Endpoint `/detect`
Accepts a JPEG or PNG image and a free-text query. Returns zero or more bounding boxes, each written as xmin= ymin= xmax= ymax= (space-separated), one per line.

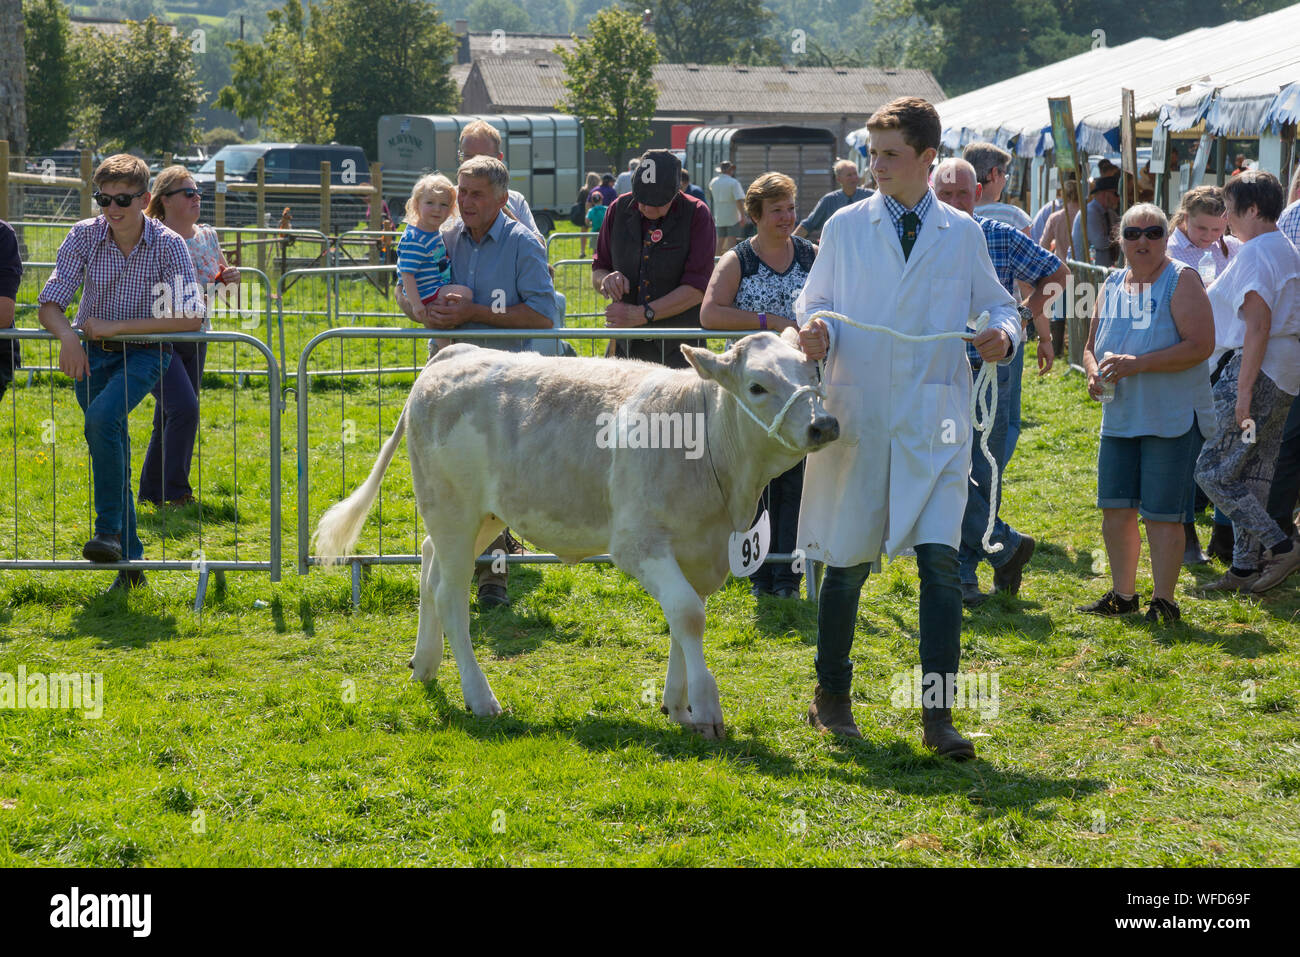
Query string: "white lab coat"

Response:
xmin=794 ymin=190 xmax=1020 ymax=569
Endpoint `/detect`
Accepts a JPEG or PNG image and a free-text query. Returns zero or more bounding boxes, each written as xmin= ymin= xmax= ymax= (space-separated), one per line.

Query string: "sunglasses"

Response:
xmin=93 ymin=189 xmax=146 ymax=208
xmin=163 ymin=187 xmax=200 ymax=199
xmin=1122 ymin=225 xmax=1166 ymax=241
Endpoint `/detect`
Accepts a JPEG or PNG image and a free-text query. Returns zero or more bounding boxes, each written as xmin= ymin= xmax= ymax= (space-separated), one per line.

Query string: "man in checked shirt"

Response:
xmin=38 ymin=154 xmax=205 ymax=591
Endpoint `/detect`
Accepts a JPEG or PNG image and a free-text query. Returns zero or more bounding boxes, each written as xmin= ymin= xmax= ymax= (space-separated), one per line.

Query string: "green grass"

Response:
xmin=2 ymin=259 xmax=1299 ymax=866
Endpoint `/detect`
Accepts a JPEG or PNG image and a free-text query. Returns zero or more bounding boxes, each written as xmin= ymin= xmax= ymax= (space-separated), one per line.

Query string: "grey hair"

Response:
xmin=457 ymin=155 xmax=511 ymax=198
xmin=1120 ymin=202 xmax=1169 ymax=231
xmin=933 ymin=157 xmax=976 ymax=186
xmin=833 ymin=158 xmax=858 ymax=176
xmin=963 ymin=142 xmax=1013 ymax=183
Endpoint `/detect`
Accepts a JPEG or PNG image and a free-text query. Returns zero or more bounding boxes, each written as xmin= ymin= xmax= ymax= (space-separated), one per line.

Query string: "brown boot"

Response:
xmin=806 ymin=685 xmax=862 ymax=739
xmin=921 ymin=707 xmax=976 ymax=760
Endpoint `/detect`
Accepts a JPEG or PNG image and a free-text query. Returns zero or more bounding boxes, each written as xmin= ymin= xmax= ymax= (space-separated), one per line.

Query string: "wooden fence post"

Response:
xmin=80 ymin=150 xmax=93 ymax=219
xmin=319 ymin=160 xmax=331 ymax=238
xmin=0 ymin=141 xmax=9 ymax=222
xmin=214 ymin=159 xmax=225 ymax=228
xmin=256 ymin=156 xmax=266 ymax=272
xmin=368 ymin=162 xmax=383 ymax=266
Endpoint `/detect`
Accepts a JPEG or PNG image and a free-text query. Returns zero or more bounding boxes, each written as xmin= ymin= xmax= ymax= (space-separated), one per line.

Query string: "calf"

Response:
xmin=314 ymin=331 xmax=839 ymax=738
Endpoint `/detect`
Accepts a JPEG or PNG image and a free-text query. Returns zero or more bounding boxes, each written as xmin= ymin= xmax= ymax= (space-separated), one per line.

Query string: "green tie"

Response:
xmin=900 ymin=210 xmax=920 ymax=260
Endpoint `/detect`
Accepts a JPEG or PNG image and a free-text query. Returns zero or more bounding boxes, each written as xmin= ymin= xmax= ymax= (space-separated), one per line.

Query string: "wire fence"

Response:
xmin=0 ymin=329 xmax=282 ymax=609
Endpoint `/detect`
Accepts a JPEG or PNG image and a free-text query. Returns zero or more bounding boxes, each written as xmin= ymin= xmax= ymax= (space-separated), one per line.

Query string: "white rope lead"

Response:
xmin=807 ymin=309 xmax=1004 ymax=555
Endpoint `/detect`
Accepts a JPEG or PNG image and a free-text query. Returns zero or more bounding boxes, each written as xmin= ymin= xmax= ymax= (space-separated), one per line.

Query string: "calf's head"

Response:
xmin=681 ymin=332 xmax=840 ymax=453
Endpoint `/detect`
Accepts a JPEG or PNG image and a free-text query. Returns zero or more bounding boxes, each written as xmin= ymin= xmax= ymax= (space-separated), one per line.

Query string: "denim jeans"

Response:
xmin=75 ymin=344 xmax=171 ymax=561
xmin=958 ymin=349 xmax=1021 ymax=584
xmin=1004 ymin=343 xmax=1025 ymax=465
xmin=815 ymin=542 xmax=962 ymax=695
xmin=1266 ymin=396 xmax=1300 ymax=539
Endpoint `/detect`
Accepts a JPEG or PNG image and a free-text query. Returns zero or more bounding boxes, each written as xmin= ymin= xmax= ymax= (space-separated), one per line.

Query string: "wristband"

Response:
xmin=758 ymin=312 xmax=768 ymax=330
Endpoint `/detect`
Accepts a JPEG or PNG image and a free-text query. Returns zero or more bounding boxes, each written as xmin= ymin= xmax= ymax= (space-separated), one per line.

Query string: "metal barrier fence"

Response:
xmin=9 ymin=263 xmax=277 ymax=384
xmin=294 ymin=326 xmax=819 ymax=605
xmin=1063 ymin=259 xmax=1116 ymax=370
xmin=0 ymin=329 xmax=282 ymax=609
xmin=546 ymin=231 xmax=597 ymax=263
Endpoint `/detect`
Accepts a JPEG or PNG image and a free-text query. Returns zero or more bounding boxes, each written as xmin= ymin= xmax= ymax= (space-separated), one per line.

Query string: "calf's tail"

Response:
xmin=314 ymin=402 xmax=409 ymax=565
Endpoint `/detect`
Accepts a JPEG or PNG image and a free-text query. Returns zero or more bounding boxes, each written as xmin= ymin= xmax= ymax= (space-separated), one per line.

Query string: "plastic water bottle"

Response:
xmin=1099 ymin=351 xmax=1116 ymax=404
xmin=1198 ymin=249 xmax=1217 ymax=283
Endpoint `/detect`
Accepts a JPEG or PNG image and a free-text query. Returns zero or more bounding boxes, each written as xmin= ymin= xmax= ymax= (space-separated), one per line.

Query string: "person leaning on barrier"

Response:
xmin=1194 ymin=172 xmax=1300 ymax=595
xmin=0 ymin=219 xmax=21 ymax=402
xmin=592 ymin=149 xmax=715 ymax=369
xmin=137 ymin=165 xmax=241 ymax=510
xmin=1078 ymin=204 xmax=1214 ymax=625
xmin=36 ymin=154 xmax=205 ymax=593
xmin=403 ymin=154 xmax=557 ymax=611
xmin=701 ymin=171 xmax=817 ymax=600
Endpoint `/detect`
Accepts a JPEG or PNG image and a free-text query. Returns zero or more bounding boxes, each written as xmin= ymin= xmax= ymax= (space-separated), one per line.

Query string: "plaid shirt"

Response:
xmin=1279 ymin=199 xmax=1300 ymax=248
xmin=974 ymin=214 xmax=1062 ymax=295
xmin=882 ymin=189 xmax=936 ymax=245
xmin=39 ymin=215 xmax=204 ymax=320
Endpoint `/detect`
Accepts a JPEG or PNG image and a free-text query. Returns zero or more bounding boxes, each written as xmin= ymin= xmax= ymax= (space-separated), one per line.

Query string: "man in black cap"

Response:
xmin=591 ymin=149 xmax=717 ymax=367
xmin=1073 ymin=174 xmax=1121 ymax=266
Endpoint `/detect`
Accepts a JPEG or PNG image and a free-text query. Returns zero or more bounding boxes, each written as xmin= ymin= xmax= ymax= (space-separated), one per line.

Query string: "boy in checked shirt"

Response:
xmin=38 ymin=154 xmax=204 ymax=590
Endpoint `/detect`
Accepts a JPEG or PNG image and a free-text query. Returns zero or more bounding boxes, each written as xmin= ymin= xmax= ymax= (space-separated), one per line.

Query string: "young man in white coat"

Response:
xmin=794 ymin=97 xmax=1020 ymax=759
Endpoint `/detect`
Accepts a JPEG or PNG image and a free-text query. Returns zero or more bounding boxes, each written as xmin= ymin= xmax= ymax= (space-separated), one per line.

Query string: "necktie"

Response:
xmin=900 ymin=210 xmax=920 ymax=260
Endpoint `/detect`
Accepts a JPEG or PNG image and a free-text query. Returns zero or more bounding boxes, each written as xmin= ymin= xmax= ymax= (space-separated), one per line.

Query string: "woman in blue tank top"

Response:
xmin=1080 ymin=203 xmax=1215 ymax=624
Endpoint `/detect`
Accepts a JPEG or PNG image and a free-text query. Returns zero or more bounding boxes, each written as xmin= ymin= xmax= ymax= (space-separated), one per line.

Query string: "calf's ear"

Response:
xmin=681 ymin=344 xmax=736 ymax=387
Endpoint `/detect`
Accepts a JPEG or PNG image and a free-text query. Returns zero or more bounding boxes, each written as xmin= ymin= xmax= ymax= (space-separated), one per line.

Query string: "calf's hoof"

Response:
xmin=690 ymin=720 xmax=726 ymax=740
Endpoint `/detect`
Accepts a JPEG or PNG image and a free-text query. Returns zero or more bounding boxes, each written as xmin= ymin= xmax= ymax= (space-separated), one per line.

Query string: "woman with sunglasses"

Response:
xmin=1194 ymin=171 xmax=1300 ymax=594
xmin=1080 ymin=204 xmax=1215 ymax=624
xmin=138 ymin=165 xmax=239 ymax=507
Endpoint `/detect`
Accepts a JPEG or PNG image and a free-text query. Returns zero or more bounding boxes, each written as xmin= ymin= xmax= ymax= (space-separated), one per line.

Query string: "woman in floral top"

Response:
xmin=139 ymin=165 xmax=240 ymax=506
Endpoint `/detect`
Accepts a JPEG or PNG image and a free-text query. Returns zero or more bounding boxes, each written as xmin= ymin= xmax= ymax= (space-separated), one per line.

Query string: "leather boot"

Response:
xmin=806 ymin=685 xmax=862 ymax=739
xmin=1208 ymin=523 xmax=1235 ymax=565
xmin=921 ymin=707 xmax=976 ymax=760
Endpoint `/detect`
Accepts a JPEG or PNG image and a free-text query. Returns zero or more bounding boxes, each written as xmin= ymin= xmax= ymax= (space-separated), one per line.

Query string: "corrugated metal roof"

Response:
xmin=469 ymin=58 xmax=944 ymax=116
xmin=910 ymin=2 xmax=1300 ymax=156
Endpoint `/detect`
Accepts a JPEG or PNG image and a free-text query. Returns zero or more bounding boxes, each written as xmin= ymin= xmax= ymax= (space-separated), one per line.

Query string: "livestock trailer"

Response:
xmin=685 ymin=125 xmax=837 ymax=223
xmin=377 ymin=113 xmax=583 ymax=235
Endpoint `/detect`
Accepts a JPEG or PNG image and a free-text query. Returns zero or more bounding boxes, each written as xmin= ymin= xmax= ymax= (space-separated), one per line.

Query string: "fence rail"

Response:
xmin=0 ymin=328 xmax=282 ymax=608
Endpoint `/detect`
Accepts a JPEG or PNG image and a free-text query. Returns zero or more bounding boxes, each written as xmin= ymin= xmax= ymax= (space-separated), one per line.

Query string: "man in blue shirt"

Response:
xmin=934 ymin=158 xmax=1070 ymax=606
xmin=679 ymin=170 xmax=707 ymax=203
xmin=794 ymin=159 xmax=873 ymax=240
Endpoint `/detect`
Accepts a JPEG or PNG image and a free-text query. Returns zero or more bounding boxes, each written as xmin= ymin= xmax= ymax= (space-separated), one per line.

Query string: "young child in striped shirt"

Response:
xmin=398 ymin=174 xmax=473 ymax=329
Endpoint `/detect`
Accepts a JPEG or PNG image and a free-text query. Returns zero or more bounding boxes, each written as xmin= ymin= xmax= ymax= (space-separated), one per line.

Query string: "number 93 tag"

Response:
xmin=729 ymin=509 xmax=771 ymax=577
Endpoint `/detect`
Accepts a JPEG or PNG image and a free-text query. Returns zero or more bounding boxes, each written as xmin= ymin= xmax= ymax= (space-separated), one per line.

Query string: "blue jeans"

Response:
xmin=1004 ymin=343 xmax=1024 ymax=464
xmin=958 ymin=349 xmax=1021 ymax=584
xmin=815 ymin=543 xmax=962 ymax=695
xmin=75 ymin=344 xmax=171 ymax=561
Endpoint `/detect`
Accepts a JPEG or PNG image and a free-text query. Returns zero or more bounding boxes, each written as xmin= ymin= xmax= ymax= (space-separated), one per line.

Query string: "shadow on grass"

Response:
xmin=418 ymin=680 xmax=1101 ymax=812
xmin=57 ymin=591 xmax=181 ymax=646
xmin=136 ymin=498 xmax=241 ymax=534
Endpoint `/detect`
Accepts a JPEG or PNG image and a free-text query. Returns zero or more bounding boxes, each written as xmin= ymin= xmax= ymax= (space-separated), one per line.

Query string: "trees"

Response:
xmin=327 ymin=0 xmax=460 ymax=157
xmin=73 ymin=17 xmax=202 ymax=153
xmin=556 ymin=7 xmax=658 ymax=171
xmin=23 ymin=0 xmax=74 ymax=154
xmin=217 ymin=0 xmax=336 ymax=143
xmin=468 ymin=0 xmax=532 ymax=32
xmin=0 ymin=0 xmax=27 ymax=157
xmin=635 ymin=0 xmax=772 ymax=64
xmin=219 ymin=0 xmax=459 ymax=152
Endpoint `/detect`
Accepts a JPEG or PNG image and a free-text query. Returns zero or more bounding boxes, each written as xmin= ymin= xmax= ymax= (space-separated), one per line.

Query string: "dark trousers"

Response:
xmin=0 ymin=338 xmax=17 ymax=402
xmin=750 ymin=459 xmax=805 ymax=592
xmin=139 ymin=341 xmax=205 ymax=503
xmin=1266 ymin=395 xmax=1300 ymax=539
xmin=815 ymin=542 xmax=962 ymax=695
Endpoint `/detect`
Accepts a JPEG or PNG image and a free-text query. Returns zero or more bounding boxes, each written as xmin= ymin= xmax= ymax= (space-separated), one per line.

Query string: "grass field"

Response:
xmin=1 ymin=225 xmax=1298 ymax=866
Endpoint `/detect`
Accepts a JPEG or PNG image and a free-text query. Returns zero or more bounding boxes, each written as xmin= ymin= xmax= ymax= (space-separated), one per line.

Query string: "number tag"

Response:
xmin=729 ymin=509 xmax=771 ymax=577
